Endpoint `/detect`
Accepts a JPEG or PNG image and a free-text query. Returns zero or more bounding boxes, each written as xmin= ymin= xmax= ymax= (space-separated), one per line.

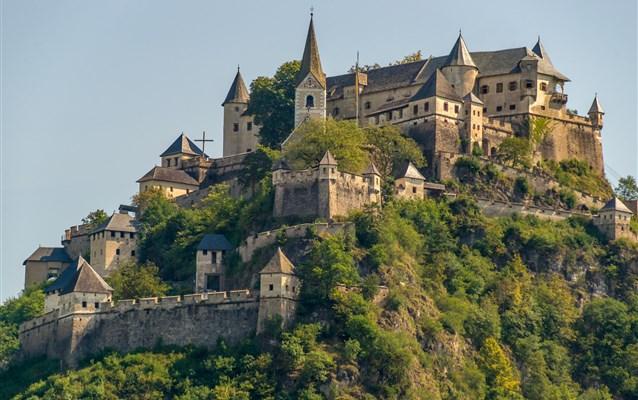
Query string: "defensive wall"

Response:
xmin=19 ymin=290 xmax=259 ymax=367
xmin=476 ymin=198 xmax=590 ymax=221
xmin=238 ymin=222 xmax=353 ymax=262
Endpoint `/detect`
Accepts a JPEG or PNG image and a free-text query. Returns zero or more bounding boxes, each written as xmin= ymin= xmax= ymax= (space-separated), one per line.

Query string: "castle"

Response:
xmin=222 ymin=14 xmax=606 ymax=181
xmin=16 ymin=13 xmax=636 ymax=368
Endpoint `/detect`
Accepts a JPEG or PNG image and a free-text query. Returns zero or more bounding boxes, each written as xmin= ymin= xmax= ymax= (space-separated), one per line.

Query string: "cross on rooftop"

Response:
xmin=195 ymin=131 xmax=213 ymax=156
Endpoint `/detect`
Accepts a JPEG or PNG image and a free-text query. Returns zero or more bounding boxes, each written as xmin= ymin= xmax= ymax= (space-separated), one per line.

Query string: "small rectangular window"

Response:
xmin=82 ymin=301 xmax=87 ymax=308
xmin=269 ymin=284 xmax=274 ymax=291
xmin=496 ymin=83 xmax=503 ymax=93
xmin=95 ymin=302 xmax=100 ymax=309
xmin=509 ymin=104 xmax=516 ymax=110
xmin=413 ymin=105 xmax=418 ymax=115
xmin=233 ymin=123 xmax=239 ymax=132
xmin=212 ymin=252 xmax=218 ymax=264
xmin=120 ymin=232 xmax=124 ymax=238
xmin=247 ymin=122 xmax=252 ymax=131
xmin=424 ymin=102 xmax=429 ymax=112
xmin=130 ymin=232 xmax=135 ymax=239
xmin=444 ymin=102 xmax=449 ymax=111
xmin=508 ymin=81 xmax=517 ymax=91
xmin=387 ymin=111 xmax=392 ymax=121
xmin=525 ymin=80 xmax=534 ymax=89
xmin=110 ymin=231 xmax=115 ymax=238
xmin=540 ymin=82 xmax=547 ymax=91
xmin=480 ymin=85 xmax=489 ymax=94
xmin=131 ymin=250 xmax=136 ymax=257
xmin=496 ymin=106 xmax=503 ymax=112
xmin=398 ymin=109 xmax=403 ymax=119
xmin=116 ymin=249 xmax=120 ymax=255
xmin=454 ymin=105 xmax=459 ymax=113
xmin=202 ymin=249 xmax=208 ymax=255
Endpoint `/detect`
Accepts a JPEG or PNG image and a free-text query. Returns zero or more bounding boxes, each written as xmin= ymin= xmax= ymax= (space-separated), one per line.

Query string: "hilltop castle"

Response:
xmin=223 ymin=15 xmax=605 ymax=180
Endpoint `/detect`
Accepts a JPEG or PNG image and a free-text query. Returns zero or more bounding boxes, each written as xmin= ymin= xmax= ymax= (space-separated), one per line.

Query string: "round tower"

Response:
xmin=441 ymin=32 xmax=479 ymax=98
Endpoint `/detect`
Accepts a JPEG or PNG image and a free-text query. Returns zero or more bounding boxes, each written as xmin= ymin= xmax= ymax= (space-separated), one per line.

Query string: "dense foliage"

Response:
xmin=3 ymin=190 xmax=638 ymax=398
xmin=0 ymin=285 xmax=44 ymax=368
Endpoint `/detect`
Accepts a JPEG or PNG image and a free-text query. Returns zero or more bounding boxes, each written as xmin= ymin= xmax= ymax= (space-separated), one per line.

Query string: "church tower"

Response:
xmin=222 ymin=67 xmax=259 ymax=157
xmin=294 ymin=13 xmax=326 ymax=128
xmin=441 ymin=32 xmax=479 ymax=98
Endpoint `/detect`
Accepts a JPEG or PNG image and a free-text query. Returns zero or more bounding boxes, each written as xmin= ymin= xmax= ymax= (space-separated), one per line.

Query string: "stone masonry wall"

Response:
xmin=20 ymin=291 xmax=259 ymax=367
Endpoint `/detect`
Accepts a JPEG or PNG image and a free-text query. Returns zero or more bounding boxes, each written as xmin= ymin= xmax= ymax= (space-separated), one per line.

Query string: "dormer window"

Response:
xmin=305 ymin=95 xmax=315 ymax=108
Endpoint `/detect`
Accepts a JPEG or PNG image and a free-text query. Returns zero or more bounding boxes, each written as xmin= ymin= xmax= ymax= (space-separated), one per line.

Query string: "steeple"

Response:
xmin=443 ymin=31 xmax=477 ymax=69
xmin=223 ymin=67 xmax=250 ymax=105
xmin=588 ymin=94 xmax=604 ymax=114
xmin=297 ymin=14 xmax=326 ymax=89
xmin=531 ymin=36 xmax=552 ymax=64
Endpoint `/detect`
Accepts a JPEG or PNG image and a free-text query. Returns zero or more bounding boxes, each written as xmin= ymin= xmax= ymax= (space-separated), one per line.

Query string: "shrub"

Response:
xmin=514 ymin=176 xmax=530 ymax=198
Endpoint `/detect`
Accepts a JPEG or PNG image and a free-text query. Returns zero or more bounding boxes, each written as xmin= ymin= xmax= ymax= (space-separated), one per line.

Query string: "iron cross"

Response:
xmin=195 ymin=131 xmax=214 ymax=156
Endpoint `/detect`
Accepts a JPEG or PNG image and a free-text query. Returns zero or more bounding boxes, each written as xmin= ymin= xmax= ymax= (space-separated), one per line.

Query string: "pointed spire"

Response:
xmin=319 ymin=150 xmax=337 ymax=166
xmin=222 ymin=67 xmax=250 ymax=105
xmin=531 ymin=36 xmax=553 ymax=64
xmin=443 ymin=32 xmax=477 ymax=69
xmin=160 ymin=133 xmax=204 ymax=157
xmin=588 ymin=93 xmax=604 ymax=114
xmin=363 ymin=162 xmax=381 ymax=176
xmin=296 ymin=13 xmax=326 ymax=88
xmin=260 ymin=247 xmax=296 ymax=274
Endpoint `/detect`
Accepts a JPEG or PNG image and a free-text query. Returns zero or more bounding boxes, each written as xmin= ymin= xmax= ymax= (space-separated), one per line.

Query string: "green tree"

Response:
xmin=479 ymin=337 xmax=524 ymax=400
xmin=528 ymin=116 xmax=554 ymax=148
xmin=237 ymin=146 xmax=280 ymax=195
xmin=81 ymin=209 xmax=108 ymax=228
xmin=363 ymin=125 xmax=426 ymax=180
xmin=497 ymin=137 xmax=532 ymax=168
xmin=247 ymin=60 xmax=301 ymax=148
xmin=283 ymin=118 xmax=369 ymax=174
xmin=107 ymin=260 xmax=169 ymax=300
xmin=0 ymin=286 xmax=44 ymax=368
xmin=616 ymin=175 xmax=638 ymax=201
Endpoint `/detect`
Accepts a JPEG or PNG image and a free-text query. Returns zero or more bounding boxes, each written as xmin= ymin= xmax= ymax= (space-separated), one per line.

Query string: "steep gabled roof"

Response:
xmin=92 ymin=212 xmax=138 ymax=234
xmin=443 ymin=33 xmax=477 ymax=69
xmin=412 ymin=69 xmax=461 ymax=102
xmin=296 ymin=15 xmax=326 ymax=88
xmin=160 ymin=134 xmax=205 ymax=157
xmin=260 ymin=247 xmax=296 ymax=275
xmin=137 ymin=166 xmax=199 ymax=187
xmin=45 ymin=256 xmax=113 ymax=295
xmin=223 ymin=68 xmax=250 ymax=105
xmin=395 ymin=161 xmax=425 ymax=180
xmin=588 ymin=94 xmax=604 ymax=114
xmin=197 ymin=234 xmax=233 ymax=251
xmin=319 ymin=150 xmax=337 ymax=166
xmin=601 ymin=198 xmax=633 ymax=214
xmin=464 ymin=92 xmax=484 ymax=105
xmin=23 ymin=247 xmax=72 ymax=265
xmin=532 ymin=37 xmax=552 ymax=64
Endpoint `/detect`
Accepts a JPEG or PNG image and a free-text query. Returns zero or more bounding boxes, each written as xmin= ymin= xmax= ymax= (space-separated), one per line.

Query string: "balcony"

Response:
xmin=550 ymin=92 xmax=568 ymax=105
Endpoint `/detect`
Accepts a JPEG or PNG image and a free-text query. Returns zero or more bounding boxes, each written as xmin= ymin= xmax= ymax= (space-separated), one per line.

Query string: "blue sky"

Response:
xmin=1 ymin=0 xmax=637 ymax=302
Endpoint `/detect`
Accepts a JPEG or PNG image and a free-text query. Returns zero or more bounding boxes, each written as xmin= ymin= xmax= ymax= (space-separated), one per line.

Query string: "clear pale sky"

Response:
xmin=1 ymin=0 xmax=637 ymax=302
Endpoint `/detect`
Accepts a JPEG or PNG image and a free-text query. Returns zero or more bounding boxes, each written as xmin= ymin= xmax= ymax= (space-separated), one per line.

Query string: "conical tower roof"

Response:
xmin=588 ymin=94 xmax=604 ymax=114
xmin=296 ymin=14 xmax=326 ymax=88
xmin=160 ymin=133 xmax=204 ymax=157
xmin=363 ymin=162 xmax=381 ymax=176
xmin=223 ymin=68 xmax=250 ymax=105
xmin=260 ymin=247 xmax=296 ymax=275
xmin=319 ymin=150 xmax=337 ymax=166
xmin=443 ymin=32 xmax=477 ymax=69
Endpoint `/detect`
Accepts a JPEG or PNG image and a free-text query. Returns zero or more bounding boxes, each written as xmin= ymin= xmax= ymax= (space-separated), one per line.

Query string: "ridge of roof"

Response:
xmin=412 ymin=69 xmax=461 ymax=102
xmin=136 ymin=166 xmax=199 ymax=186
xmin=91 ymin=212 xmax=138 ymax=234
xmin=45 ymin=256 xmax=113 ymax=295
xmin=23 ymin=247 xmax=72 ymax=265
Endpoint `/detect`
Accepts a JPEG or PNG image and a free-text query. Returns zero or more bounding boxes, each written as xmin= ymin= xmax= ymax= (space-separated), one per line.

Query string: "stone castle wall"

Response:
xmin=273 ymin=169 xmax=321 ymax=218
xmin=476 ymin=198 xmax=590 ymax=221
xmin=20 ymin=291 xmax=260 ymax=367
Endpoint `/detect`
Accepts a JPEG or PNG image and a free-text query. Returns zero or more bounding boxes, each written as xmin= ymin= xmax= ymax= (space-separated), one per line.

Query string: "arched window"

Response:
xmin=305 ymin=95 xmax=315 ymax=108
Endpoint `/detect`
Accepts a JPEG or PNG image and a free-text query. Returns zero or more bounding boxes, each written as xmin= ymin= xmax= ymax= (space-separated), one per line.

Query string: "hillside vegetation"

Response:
xmin=2 ymin=190 xmax=638 ymax=399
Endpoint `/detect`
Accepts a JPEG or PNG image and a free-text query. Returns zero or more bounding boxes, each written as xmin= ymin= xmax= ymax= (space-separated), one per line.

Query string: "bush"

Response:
xmin=514 ymin=176 xmax=530 ymax=198
xmin=559 ymin=189 xmax=577 ymax=209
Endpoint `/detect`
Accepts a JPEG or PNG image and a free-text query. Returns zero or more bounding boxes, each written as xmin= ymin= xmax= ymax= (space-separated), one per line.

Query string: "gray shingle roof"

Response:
xmin=395 ymin=161 xmax=425 ymax=180
xmin=92 ymin=212 xmax=138 ymax=234
xmin=197 ymin=234 xmax=233 ymax=251
xmin=223 ymin=68 xmax=250 ymax=105
xmin=601 ymin=198 xmax=633 ymax=214
xmin=160 ymin=134 xmax=205 ymax=157
xmin=137 ymin=166 xmax=199 ymax=186
xmin=412 ymin=69 xmax=461 ymax=102
xmin=23 ymin=247 xmax=72 ymax=265
xmin=363 ymin=162 xmax=381 ymax=176
xmin=297 ymin=15 xmax=326 ymax=88
xmin=45 ymin=256 xmax=113 ymax=295
xmin=260 ymin=247 xmax=295 ymax=275
xmin=588 ymin=94 xmax=604 ymax=114
xmin=319 ymin=150 xmax=337 ymax=166
xmin=443 ymin=33 xmax=477 ymax=68
xmin=464 ymin=92 xmax=484 ymax=104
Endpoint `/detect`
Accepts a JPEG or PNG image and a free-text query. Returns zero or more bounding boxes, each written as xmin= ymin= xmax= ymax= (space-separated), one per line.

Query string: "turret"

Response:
xmin=588 ymin=94 xmax=604 ymax=130
xmin=319 ymin=150 xmax=337 ymax=180
xmin=160 ymin=133 xmax=205 ymax=169
xmin=463 ymin=92 xmax=484 ymax=154
xmin=257 ymin=248 xmax=300 ymax=333
xmin=441 ymin=32 xmax=479 ymax=98
xmin=363 ymin=162 xmax=382 ymax=200
xmin=222 ymin=67 xmax=259 ymax=156
xmin=294 ymin=13 xmax=327 ymax=128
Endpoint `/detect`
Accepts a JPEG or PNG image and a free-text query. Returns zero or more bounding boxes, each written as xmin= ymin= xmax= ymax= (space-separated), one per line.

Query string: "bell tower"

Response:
xmin=294 ymin=13 xmax=326 ymax=128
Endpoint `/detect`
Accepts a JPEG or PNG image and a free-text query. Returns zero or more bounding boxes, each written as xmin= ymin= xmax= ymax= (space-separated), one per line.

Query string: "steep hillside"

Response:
xmin=2 ymin=193 xmax=638 ymax=400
